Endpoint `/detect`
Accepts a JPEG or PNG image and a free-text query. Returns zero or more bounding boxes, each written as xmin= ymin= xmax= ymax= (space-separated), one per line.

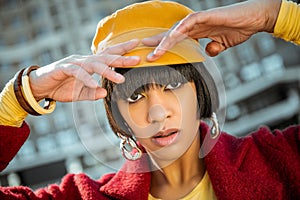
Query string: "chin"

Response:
xmin=146 ymin=145 xmax=190 ymax=165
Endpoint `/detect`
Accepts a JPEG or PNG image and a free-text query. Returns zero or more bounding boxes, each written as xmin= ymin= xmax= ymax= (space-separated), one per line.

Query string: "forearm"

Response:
xmin=273 ymin=0 xmax=300 ymax=44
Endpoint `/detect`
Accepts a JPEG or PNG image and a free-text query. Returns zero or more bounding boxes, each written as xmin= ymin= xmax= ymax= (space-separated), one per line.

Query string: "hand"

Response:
xmin=28 ymin=39 xmax=141 ymax=102
xmin=144 ymin=0 xmax=281 ymax=59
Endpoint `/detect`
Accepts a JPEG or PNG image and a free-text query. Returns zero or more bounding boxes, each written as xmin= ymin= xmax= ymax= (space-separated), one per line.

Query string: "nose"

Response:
xmin=148 ymin=104 xmax=167 ymax=123
xmin=147 ymin=91 xmax=171 ymax=123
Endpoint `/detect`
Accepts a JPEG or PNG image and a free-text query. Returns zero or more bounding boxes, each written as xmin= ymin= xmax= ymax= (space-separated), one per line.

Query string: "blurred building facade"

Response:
xmin=0 ymin=0 xmax=299 ymax=189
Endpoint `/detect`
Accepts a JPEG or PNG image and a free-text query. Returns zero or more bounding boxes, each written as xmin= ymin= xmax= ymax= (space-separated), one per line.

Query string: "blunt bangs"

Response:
xmin=112 ymin=64 xmax=198 ymax=101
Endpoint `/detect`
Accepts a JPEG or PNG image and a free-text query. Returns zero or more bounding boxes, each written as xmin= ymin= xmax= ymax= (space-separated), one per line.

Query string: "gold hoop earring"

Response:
xmin=117 ymin=133 xmax=142 ymax=161
xmin=210 ymin=112 xmax=220 ymax=139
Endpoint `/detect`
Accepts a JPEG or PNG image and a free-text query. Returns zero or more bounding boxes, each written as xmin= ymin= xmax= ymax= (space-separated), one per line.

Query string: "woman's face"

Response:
xmin=117 ymin=80 xmax=201 ymax=164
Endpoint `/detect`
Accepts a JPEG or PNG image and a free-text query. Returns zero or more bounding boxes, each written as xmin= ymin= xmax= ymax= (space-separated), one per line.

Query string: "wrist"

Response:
xmin=28 ymin=70 xmax=47 ymax=101
xmin=13 ymin=66 xmax=56 ymax=116
xmin=263 ymin=0 xmax=282 ymax=33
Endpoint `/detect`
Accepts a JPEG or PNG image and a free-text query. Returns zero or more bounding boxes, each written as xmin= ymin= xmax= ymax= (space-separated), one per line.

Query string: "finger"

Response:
xmin=141 ymin=32 xmax=165 ymax=46
xmin=80 ymin=54 xmax=137 ymax=69
xmin=63 ymin=64 xmax=99 ymax=88
xmin=98 ymin=54 xmax=141 ymax=67
xmin=71 ymin=56 xmax=137 ymax=84
xmin=80 ymin=59 xmax=125 ymax=83
xmin=149 ymin=12 xmax=207 ymax=59
xmin=146 ymin=27 xmax=189 ymax=62
xmin=102 ymin=39 xmax=140 ymax=55
xmin=146 ymin=29 xmax=187 ymax=62
xmin=146 ymin=36 xmax=172 ymax=61
xmin=71 ymin=53 xmax=140 ymax=71
xmin=205 ymin=41 xmax=226 ymax=57
xmin=81 ymin=54 xmax=140 ymax=82
xmin=77 ymin=87 xmax=108 ymax=101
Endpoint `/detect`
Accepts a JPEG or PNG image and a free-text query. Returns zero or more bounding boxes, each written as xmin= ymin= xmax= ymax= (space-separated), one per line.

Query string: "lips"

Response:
xmin=152 ymin=128 xmax=180 ymax=146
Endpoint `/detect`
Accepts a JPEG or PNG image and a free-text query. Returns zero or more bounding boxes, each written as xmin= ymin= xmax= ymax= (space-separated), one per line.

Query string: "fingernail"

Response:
xmin=97 ymin=89 xmax=107 ymax=96
xmin=130 ymin=56 xmax=140 ymax=60
xmin=114 ymin=73 xmax=125 ymax=82
xmin=129 ymin=38 xmax=140 ymax=44
xmin=147 ymin=52 xmax=154 ymax=58
xmin=153 ymin=48 xmax=164 ymax=56
xmin=147 ymin=52 xmax=157 ymax=61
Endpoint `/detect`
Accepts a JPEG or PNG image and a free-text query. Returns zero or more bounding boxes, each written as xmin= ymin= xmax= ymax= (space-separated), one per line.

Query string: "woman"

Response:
xmin=0 ymin=0 xmax=299 ymax=199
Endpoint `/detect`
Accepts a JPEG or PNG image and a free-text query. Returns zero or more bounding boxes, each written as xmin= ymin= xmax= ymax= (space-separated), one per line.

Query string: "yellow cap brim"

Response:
xmin=95 ymin=28 xmax=205 ymax=68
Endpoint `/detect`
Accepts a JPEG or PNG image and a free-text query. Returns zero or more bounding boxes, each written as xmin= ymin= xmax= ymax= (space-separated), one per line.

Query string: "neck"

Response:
xmin=150 ymin=133 xmax=205 ymax=188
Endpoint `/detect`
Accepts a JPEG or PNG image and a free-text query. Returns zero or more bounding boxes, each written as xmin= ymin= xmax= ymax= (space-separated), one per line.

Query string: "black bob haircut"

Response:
xmin=102 ymin=62 xmax=219 ymax=137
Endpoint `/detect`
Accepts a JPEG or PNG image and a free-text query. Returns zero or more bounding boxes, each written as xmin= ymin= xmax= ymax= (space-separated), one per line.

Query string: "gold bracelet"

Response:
xmin=21 ymin=67 xmax=56 ymax=115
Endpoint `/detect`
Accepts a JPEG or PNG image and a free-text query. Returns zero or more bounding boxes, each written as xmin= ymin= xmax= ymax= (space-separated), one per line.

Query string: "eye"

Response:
xmin=165 ymin=82 xmax=182 ymax=90
xmin=127 ymin=92 xmax=143 ymax=103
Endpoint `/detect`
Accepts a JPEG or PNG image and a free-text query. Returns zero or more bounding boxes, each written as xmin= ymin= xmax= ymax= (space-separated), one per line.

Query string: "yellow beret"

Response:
xmin=91 ymin=1 xmax=205 ymax=67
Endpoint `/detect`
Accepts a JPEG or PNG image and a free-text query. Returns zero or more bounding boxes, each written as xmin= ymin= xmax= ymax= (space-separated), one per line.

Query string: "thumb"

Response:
xmin=205 ymin=41 xmax=226 ymax=57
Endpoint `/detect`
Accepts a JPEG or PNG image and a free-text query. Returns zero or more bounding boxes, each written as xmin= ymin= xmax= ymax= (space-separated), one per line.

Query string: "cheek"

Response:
xmin=117 ymin=101 xmax=162 ymax=139
xmin=118 ymin=100 xmax=149 ymax=127
xmin=178 ymin=84 xmax=199 ymax=119
xmin=183 ymin=95 xmax=198 ymax=120
xmin=128 ymin=102 xmax=148 ymax=127
xmin=179 ymin=84 xmax=200 ymax=136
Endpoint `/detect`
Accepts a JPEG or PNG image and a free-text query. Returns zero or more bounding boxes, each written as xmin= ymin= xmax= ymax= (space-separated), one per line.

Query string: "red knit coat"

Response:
xmin=0 ymin=123 xmax=299 ymax=200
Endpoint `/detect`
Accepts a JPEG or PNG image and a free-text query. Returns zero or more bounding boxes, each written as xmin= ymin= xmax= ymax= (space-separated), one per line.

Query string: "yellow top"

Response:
xmin=0 ymin=79 xmax=27 ymax=127
xmin=274 ymin=0 xmax=300 ymax=44
xmin=148 ymin=171 xmax=217 ymax=200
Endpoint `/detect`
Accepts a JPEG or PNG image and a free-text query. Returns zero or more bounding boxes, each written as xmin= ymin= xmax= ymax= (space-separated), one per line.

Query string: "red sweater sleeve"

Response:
xmin=0 ymin=124 xmax=111 ymax=199
xmin=0 ymin=123 xmax=30 ymax=172
xmin=252 ymin=125 xmax=300 ymax=199
xmin=0 ymin=173 xmax=108 ymax=199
